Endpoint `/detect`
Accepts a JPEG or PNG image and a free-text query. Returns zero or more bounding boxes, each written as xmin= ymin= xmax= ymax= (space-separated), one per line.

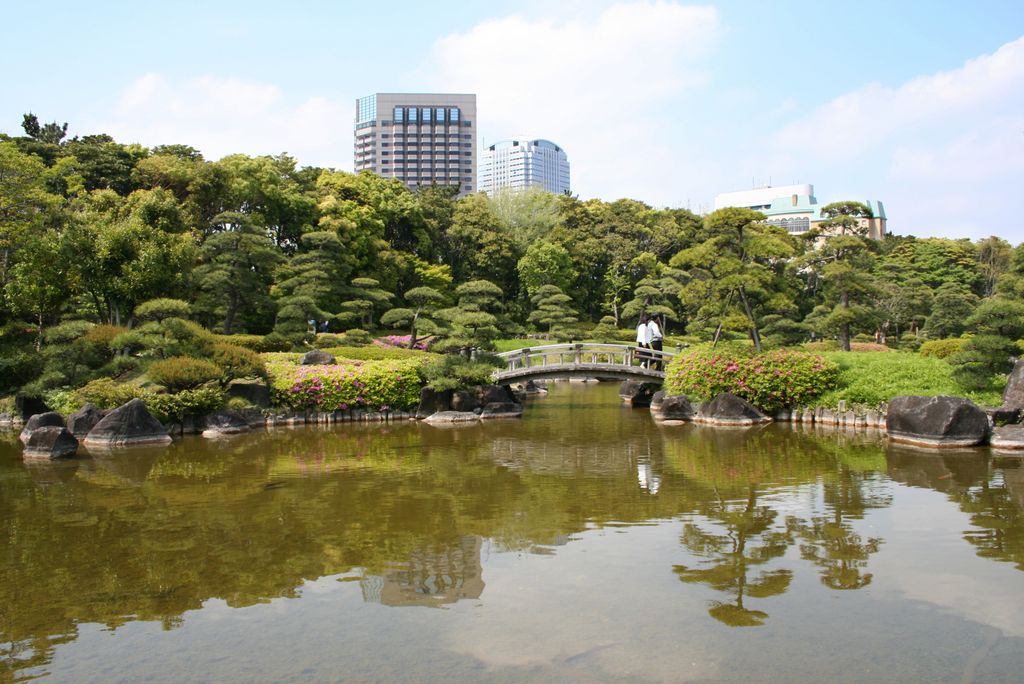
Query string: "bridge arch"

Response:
xmin=494 ymin=343 xmax=674 ymax=385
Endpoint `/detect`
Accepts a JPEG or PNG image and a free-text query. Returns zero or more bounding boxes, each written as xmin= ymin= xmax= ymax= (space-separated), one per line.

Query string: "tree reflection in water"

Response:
xmin=674 ymin=485 xmax=793 ymax=627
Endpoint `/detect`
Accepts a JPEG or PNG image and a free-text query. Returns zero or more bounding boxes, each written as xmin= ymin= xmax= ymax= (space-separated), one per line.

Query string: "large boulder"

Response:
xmin=416 ymin=387 xmax=452 ymax=419
xmin=202 ymin=410 xmax=252 ymax=437
xmin=227 ymin=380 xmax=271 ymax=408
xmin=886 ymin=395 xmax=990 ymax=448
xmin=652 ymin=394 xmax=696 ymax=422
xmin=619 ymin=380 xmax=659 ymax=407
xmin=990 ymin=424 xmax=1024 ymax=451
xmin=22 ymin=426 xmax=78 ymax=459
xmin=300 ymin=350 xmax=336 ymax=365
xmin=67 ymin=403 xmax=106 ymax=437
xmin=696 ymin=392 xmax=770 ymax=426
xmin=20 ymin=411 xmax=66 ymax=444
xmin=479 ymin=384 xmax=517 ymax=405
xmin=480 ymin=402 xmax=524 ymax=419
xmin=423 ymin=411 xmax=480 ymax=425
xmin=520 ymin=380 xmax=548 ymax=395
xmin=83 ymin=398 xmax=172 ymax=447
xmin=451 ymin=389 xmax=480 ymax=413
xmin=1001 ymin=359 xmax=1024 ymax=411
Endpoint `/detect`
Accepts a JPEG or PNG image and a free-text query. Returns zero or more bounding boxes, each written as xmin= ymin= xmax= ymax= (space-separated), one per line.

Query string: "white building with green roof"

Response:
xmin=714 ymin=184 xmax=887 ymax=239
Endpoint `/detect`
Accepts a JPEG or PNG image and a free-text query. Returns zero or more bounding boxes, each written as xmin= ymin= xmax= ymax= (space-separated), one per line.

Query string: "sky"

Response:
xmin=2 ymin=0 xmax=1022 ymax=241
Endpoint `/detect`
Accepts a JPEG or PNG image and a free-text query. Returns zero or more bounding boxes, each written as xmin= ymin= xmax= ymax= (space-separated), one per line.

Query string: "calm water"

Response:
xmin=2 ymin=383 xmax=1024 ymax=683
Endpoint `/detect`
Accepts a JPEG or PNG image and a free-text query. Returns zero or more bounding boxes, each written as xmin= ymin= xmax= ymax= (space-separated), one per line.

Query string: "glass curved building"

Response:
xmin=479 ymin=138 xmax=570 ymax=195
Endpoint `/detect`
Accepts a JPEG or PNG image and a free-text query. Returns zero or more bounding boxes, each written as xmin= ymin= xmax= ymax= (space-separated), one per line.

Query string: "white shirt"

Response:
xmin=647 ymin=319 xmax=662 ymax=341
xmin=636 ymin=322 xmax=649 ymax=345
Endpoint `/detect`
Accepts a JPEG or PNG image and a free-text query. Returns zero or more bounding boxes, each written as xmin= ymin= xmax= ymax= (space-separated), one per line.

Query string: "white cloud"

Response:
xmin=762 ymin=36 xmax=1024 ymax=240
xmin=101 ymin=73 xmax=353 ymax=169
xmin=414 ymin=1 xmax=720 ymax=203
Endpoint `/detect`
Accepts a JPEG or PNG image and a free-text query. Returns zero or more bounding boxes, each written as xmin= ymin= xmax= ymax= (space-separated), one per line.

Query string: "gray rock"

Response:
xmin=886 ymin=395 xmax=990 ymax=448
xmin=479 ymin=384 xmax=517 ymax=405
xmin=227 ymin=380 xmax=271 ymax=407
xmin=423 ymin=411 xmax=480 ymax=424
xmin=991 ymin=424 xmax=1024 ymax=451
xmin=480 ymin=402 xmax=524 ymax=418
xmin=451 ymin=389 xmax=480 ymax=413
xmin=1002 ymin=359 xmax=1024 ymax=410
xmin=67 ymin=404 xmax=106 ymax=437
xmin=23 ymin=426 xmax=78 ymax=459
xmin=416 ymin=387 xmax=452 ymax=420
xmin=20 ymin=411 xmax=66 ymax=444
xmin=695 ymin=392 xmax=770 ymax=426
xmin=83 ymin=398 xmax=172 ymax=447
xmin=650 ymin=390 xmax=667 ymax=410
xmin=619 ymin=380 xmax=659 ymax=407
xmin=651 ymin=394 xmax=695 ymax=422
xmin=300 ymin=350 xmax=336 ymax=365
xmin=521 ymin=380 xmax=548 ymax=395
xmin=201 ymin=410 xmax=251 ymax=437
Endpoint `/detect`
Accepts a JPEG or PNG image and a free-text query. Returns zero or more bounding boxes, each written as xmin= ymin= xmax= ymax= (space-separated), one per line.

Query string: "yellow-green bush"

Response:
xmin=147 ymin=356 xmax=222 ymax=391
xmin=919 ymin=337 xmax=966 ymax=359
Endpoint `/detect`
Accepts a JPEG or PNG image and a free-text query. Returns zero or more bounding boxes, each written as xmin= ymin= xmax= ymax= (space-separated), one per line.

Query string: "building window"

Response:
xmin=408 ymin=108 xmax=418 ymax=122
xmin=450 ymin=108 xmax=460 ymax=122
xmin=394 ymin=107 xmax=404 ymax=123
xmin=422 ymin=108 xmax=432 ymax=122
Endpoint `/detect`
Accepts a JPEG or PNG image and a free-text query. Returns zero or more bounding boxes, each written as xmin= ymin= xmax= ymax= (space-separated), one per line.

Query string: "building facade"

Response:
xmin=713 ymin=184 xmax=887 ymax=239
xmin=354 ymin=93 xmax=476 ymax=195
xmin=478 ymin=138 xmax=570 ymax=195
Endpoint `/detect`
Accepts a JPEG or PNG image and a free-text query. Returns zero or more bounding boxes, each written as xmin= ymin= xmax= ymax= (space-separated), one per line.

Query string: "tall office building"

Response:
xmin=354 ymin=93 xmax=476 ymax=195
xmin=478 ymin=138 xmax=570 ymax=195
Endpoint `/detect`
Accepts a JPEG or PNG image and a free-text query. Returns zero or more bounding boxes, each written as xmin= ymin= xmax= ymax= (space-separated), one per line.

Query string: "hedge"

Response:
xmin=664 ymin=344 xmax=838 ymax=413
xmin=265 ymin=356 xmax=424 ymax=411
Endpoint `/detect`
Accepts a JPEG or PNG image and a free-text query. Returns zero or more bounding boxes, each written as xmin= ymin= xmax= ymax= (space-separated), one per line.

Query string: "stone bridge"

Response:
xmin=495 ymin=343 xmax=674 ymax=384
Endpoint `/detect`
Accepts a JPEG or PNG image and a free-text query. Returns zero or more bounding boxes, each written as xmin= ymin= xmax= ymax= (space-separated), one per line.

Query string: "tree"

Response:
xmin=801 ymin=203 xmax=879 ymax=351
xmin=527 ymin=284 xmax=579 ymax=338
xmin=923 ymin=282 xmax=978 ymax=339
xmin=949 ymin=297 xmax=1024 ymax=389
xmin=380 ymin=286 xmax=445 ymax=348
xmin=0 ymin=142 xmax=63 ymax=295
xmin=272 ymin=230 xmax=346 ymax=334
xmin=976 ymin=236 xmax=1013 ymax=297
xmin=516 ymin=240 xmax=575 ymax=301
xmin=672 ymin=208 xmax=796 ymax=351
xmin=3 ymin=230 xmax=70 ymax=348
xmin=194 ymin=211 xmax=283 ymax=334
xmin=336 ymin=277 xmax=393 ymax=329
xmin=434 ymin=279 xmax=505 ymax=352
xmin=444 ymin=193 xmax=520 ymax=294
xmin=21 ymin=113 xmax=68 ymax=145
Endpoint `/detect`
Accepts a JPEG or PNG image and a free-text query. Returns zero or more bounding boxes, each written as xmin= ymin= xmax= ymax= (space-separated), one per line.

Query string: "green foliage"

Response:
xmin=213 ymin=334 xmax=265 ymax=351
xmin=134 ymin=298 xmax=191 ymax=322
xmin=265 ymin=356 xmax=424 ymax=411
xmin=919 ymin=338 xmax=966 ymax=359
xmin=147 ymin=356 xmax=223 ymax=391
xmin=815 ymin=351 xmax=1001 ymax=408
xmin=340 ymin=328 xmax=372 ymax=346
xmin=320 ymin=346 xmax=441 ymax=361
xmin=419 ymin=353 xmax=502 ymax=392
xmin=59 ymin=377 xmax=226 ymax=421
xmin=665 ymin=344 xmax=837 ymax=413
xmin=211 ymin=342 xmax=267 ymax=384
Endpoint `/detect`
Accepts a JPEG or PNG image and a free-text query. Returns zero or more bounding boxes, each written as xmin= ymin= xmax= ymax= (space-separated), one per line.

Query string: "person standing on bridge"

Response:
xmin=647 ymin=314 xmax=663 ymax=370
xmin=636 ymin=314 xmax=650 ymax=367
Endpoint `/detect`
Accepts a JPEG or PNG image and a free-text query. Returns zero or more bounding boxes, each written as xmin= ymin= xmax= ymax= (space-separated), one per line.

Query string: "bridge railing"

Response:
xmin=497 ymin=343 xmax=675 ymax=373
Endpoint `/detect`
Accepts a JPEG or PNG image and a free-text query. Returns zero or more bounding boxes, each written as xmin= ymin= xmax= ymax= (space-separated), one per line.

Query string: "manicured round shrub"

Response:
xmin=211 ymin=342 xmax=267 ymax=384
xmin=147 ymin=356 xmax=222 ymax=392
xmin=919 ymin=337 xmax=966 ymax=359
xmin=665 ymin=344 xmax=838 ymax=413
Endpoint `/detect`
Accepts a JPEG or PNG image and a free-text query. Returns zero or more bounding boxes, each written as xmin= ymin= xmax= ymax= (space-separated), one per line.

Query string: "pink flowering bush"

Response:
xmin=265 ymin=354 xmax=423 ymax=411
xmin=375 ymin=335 xmax=429 ymax=351
xmin=665 ymin=344 xmax=838 ymax=413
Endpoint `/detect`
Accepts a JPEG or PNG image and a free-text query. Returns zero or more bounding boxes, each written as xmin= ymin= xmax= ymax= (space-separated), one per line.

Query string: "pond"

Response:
xmin=2 ymin=382 xmax=1023 ymax=683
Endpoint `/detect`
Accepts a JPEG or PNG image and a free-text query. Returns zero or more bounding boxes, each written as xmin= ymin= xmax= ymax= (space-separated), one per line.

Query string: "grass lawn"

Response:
xmin=816 ymin=351 xmax=1003 ymax=408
